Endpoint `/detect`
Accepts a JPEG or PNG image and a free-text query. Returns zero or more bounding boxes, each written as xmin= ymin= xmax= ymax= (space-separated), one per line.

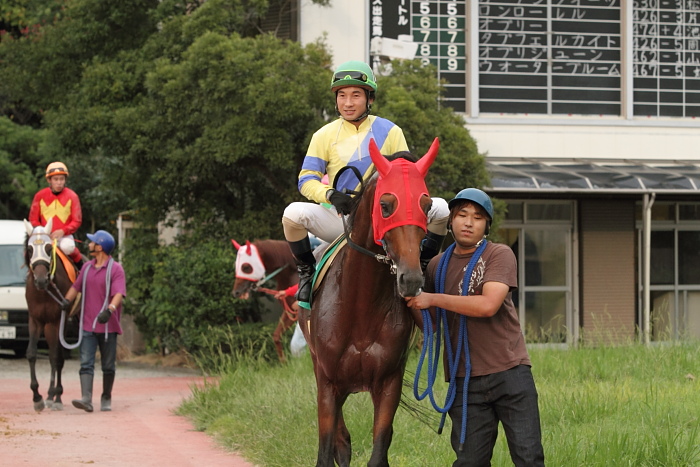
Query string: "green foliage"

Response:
xmin=0 ymin=116 xmax=43 ymax=218
xmin=122 ymin=228 xmax=257 ymax=353
xmin=1 ymin=0 xmax=489 ymax=357
xmin=180 ymin=342 xmax=700 ymax=466
xmin=191 ymin=322 xmax=291 ymax=373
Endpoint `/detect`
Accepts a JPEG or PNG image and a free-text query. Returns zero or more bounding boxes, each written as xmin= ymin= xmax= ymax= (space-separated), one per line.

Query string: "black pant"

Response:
xmin=449 ymin=365 xmax=545 ymax=467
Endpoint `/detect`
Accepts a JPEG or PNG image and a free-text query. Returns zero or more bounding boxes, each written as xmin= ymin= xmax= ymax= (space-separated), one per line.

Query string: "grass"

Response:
xmin=178 ymin=341 xmax=700 ymax=466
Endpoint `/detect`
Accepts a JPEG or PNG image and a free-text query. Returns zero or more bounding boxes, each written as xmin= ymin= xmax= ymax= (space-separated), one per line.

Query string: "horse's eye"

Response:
xmin=241 ymin=263 xmax=253 ymax=274
xmin=380 ymin=201 xmax=391 ymax=218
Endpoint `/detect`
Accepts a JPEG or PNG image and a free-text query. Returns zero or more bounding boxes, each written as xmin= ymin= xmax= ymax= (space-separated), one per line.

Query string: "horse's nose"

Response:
xmin=232 ymin=289 xmax=241 ymax=298
xmin=34 ymin=275 xmax=49 ymax=290
xmin=397 ymin=270 xmax=424 ymax=298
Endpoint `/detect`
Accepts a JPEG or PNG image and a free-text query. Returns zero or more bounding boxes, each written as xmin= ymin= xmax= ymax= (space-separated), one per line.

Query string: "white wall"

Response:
xmin=299 ymin=1 xmax=367 ymax=67
xmin=467 ymin=121 xmax=700 ymax=160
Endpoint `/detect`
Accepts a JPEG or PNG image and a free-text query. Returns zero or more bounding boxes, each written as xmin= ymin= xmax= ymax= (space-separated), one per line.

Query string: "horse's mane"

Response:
xmin=252 ymin=239 xmax=295 ymax=269
xmin=23 ymin=233 xmax=31 ymax=267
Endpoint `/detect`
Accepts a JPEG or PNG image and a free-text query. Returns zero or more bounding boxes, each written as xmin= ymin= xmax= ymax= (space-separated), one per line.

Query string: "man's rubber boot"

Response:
xmin=289 ymin=237 xmax=316 ymax=309
xmin=420 ymin=232 xmax=446 ymax=272
xmin=101 ymin=373 xmax=115 ymax=411
xmin=72 ymin=373 xmax=94 ymax=412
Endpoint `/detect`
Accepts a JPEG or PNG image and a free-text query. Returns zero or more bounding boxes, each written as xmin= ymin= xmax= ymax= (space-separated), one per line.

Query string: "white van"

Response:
xmin=0 ymin=220 xmax=30 ymax=356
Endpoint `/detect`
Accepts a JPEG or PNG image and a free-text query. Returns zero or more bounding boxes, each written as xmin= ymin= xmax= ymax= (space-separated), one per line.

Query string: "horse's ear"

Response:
xmin=24 ymin=219 xmax=33 ymax=235
xmin=231 ymin=239 xmax=241 ymax=250
xmin=245 ymin=240 xmax=252 ymax=255
xmin=369 ymin=138 xmax=392 ymax=176
xmin=415 ymin=137 xmax=439 ymax=177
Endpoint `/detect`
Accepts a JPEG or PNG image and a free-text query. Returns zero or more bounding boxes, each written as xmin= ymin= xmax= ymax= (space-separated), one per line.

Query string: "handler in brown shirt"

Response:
xmin=407 ymin=188 xmax=545 ymax=467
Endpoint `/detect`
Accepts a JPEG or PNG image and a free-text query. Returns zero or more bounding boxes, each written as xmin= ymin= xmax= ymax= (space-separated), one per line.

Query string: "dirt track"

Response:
xmin=0 ymin=352 xmax=255 ymax=467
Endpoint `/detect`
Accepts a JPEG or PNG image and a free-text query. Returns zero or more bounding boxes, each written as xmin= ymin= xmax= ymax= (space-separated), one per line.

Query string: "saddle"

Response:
xmin=297 ymin=235 xmax=347 ymax=311
xmin=55 ymin=249 xmax=78 ymax=283
xmin=55 ymin=249 xmax=82 ymax=316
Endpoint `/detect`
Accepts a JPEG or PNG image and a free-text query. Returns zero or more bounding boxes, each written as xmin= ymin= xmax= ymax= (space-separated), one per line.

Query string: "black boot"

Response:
xmin=420 ymin=232 xmax=446 ymax=272
xmin=72 ymin=373 xmax=94 ymax=412
xmin=101 ymin=373 xmax=115 ymax=411
xmin=289 ymin=237 xmax=317 ymax=306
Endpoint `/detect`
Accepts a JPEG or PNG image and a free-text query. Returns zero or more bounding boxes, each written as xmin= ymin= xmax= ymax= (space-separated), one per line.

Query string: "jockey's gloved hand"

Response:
xmin=97 ymin=308 xmax=112 ymax=324
xmin=327 ymin=189 xmax=353 ymax=215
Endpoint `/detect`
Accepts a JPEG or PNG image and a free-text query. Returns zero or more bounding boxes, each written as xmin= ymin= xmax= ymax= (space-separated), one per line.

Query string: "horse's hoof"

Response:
xmin=51 ymin=402 xmax=64 ymax=411
xmin=44 ymin=399 xmax=54 ymax=409
xmin=33 ymin=400 xmax=45 ymax=412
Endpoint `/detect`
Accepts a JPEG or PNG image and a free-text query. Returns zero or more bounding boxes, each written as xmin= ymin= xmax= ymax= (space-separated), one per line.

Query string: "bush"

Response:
xmin=123 ymin=228 xmax=262 ymax=354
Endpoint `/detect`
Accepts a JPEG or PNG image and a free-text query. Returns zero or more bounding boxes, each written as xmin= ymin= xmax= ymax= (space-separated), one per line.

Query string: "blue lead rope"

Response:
xmin=413 ymin=240 xmax=488 ymax=450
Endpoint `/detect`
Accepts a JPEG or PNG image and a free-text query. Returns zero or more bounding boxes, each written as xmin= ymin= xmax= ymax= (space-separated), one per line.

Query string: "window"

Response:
xmin=638 ymin=202 xmax=700 ymax=340
xmin=501 ymin=200 xmax=574 ymax=344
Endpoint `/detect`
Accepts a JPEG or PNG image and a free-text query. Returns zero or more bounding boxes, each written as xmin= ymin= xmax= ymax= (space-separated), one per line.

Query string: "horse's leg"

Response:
xmin=315 ymin=379 xmax=347 ymax=467
xmin=367 ymin=375 xmax=405 ymax=467
xmin=27 ymin=318 xmax=44 ymax=412
xmin=45 ymin=322 xmax=64 ymax=411
xmin=272 ymin=314 xmax=289 ymax=363
xmin=334 ymin=410 xmax=352 ymax=467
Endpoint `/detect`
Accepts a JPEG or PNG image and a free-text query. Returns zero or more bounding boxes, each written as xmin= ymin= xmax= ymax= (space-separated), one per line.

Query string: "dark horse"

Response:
xmin=231 ymin=239 xmax=298 ymax=362
xmin=23 ymin=218 xmax=74 ymax=412
xmin=300 ymin=138 xmax=439 ymax=467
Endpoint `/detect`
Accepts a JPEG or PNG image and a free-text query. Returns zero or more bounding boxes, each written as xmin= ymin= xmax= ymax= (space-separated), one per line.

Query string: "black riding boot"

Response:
xmin=289 ymin=237 xmax=317 ymax=305
xmin=420 ymin=232 xmax=446 ymax=272
xmin=101 ymin=373 xmax=115 ymax=411
xmin=72 ymin=373 xmax=94 ymax=412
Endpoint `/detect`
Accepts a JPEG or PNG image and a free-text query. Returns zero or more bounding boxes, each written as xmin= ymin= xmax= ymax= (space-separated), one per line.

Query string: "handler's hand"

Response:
xmin=274 ymin=290 xmax=287 ymax=299
xmin=405 ymin=292 xmax=433 ymax=310
xmin=96 ymin=308 xmax=112 ymax=324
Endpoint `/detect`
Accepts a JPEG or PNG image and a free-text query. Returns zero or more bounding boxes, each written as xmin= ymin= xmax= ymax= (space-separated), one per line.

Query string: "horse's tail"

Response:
xmin=401 ymin=371 xmax=442 ymax=433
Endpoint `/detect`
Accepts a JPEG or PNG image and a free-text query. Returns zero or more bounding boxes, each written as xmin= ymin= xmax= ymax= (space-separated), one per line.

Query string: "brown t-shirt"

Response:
xmin=424 ymin=241 xmax=531 ymax=378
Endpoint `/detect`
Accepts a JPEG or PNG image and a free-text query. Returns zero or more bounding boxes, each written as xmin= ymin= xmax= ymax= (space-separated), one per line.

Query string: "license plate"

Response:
xmin=0 ymin=326 xmax=17 ymax=339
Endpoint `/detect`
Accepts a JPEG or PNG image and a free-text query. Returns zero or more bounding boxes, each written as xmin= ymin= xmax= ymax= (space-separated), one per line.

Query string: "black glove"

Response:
xmin=327 ymin=189 xmax=353 ymax=215
xmin=97 ymin=308 xmax=112 ymax=324
xmin=60 ymin=298 xmax=71 ymax=312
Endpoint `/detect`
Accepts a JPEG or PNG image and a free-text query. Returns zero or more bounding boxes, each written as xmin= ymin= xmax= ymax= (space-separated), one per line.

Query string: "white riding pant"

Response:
xmin=58 ymin=234 xmax=76 ymax=256
xmin=282 ymin=197 xmax=449 ymax=244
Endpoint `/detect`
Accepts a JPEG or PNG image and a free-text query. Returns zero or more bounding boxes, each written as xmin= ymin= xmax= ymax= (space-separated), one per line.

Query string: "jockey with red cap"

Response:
xmin=29 ymin=161 xmax=84 ymax=268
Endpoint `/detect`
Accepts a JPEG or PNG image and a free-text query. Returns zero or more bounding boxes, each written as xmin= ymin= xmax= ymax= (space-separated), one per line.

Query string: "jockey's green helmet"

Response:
xmin=330 ymin=61 xmax=377 ymax=93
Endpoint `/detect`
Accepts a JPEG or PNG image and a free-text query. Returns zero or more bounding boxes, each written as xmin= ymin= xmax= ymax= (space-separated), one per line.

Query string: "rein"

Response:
xmin=251 ymin=266 xmax=287 ymax=291
xmin=413 ymin=239 xmax=489 ymax=451
xmin=341 ymin=216 xmax=396 ymax=274
xmin=255 ymin=286 xmax=299 ymax=321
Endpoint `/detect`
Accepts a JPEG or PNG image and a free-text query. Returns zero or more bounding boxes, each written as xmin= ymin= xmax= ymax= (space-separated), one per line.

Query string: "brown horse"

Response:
xmin=300 ymin=138 xmax=439 ymax=467
xmin=23 ymin=219 xmax=73 ymax=412
xmin=231 ymin=239 xmax=298 ymax=362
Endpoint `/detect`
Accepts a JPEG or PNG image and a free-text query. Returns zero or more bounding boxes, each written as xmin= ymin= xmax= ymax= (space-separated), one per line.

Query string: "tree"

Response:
xmin=0 ymin=116 xmax=43 ymax=218
xmin=0 ymin=0 xmax=491 ymax=354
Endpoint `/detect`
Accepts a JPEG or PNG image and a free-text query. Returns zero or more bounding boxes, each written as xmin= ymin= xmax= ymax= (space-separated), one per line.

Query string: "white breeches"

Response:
xmin=58 ymin=235 xmax=76 ymax=256
xmin=282 ymin=197 xmax=449 ymax=244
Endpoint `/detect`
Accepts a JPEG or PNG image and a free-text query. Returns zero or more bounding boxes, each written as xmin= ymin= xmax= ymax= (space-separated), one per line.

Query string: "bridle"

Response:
xmin=27 ymin=231 xmax=67 ymax=305
xmin=333 ymin=165 xmax=397 ymax=274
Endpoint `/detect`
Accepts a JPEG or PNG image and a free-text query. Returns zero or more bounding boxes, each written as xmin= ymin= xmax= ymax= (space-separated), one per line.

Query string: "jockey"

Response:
xmin=282 ymin=60 xmax=449 ymax=305
xmin=28 ymin=161 xmax=84 ymax=268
